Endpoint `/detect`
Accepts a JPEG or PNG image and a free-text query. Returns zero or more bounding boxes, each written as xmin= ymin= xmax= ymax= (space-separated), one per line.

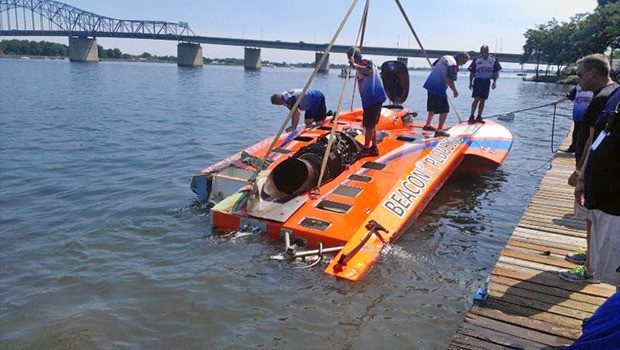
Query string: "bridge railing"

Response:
xmin=0 ymin=0 xmax=194 ymax=37
xmin=1 ymin=0 xmax=540 ymax=64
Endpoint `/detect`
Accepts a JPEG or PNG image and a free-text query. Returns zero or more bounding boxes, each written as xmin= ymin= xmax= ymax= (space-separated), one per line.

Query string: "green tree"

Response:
xmin=522 ymin=26 xmax=547 ymax=77
xmin=98 ymin=45 xmax=107 ymax=58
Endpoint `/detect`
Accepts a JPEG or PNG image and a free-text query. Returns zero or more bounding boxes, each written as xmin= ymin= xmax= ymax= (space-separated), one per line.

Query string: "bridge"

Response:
xmin=0 ymin=0 xmax=531 ymax=68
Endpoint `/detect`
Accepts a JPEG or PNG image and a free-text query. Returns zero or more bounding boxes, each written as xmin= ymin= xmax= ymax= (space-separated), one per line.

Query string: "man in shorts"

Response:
xmin=561 ymin=54 xmax=620 ymax=287
xmin=468 ymin=45 xmax=502 ymax=124
xmin=422 ymin=52 xmax=470 ymax=137
xmin=347 ymin=46 xmax=387 ymax=157
xmin=271 ymin=89 xmax=327 ymax=132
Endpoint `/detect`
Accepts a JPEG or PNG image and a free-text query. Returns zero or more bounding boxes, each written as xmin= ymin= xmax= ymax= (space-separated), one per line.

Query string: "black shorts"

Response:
xmin=426 ymin=92 xmax=449 ymax=114
xmin=362 ymin=102 xmax=383 ymax=127
xmin=304 ymin=96 xmax=327 ymax=123
xmin=472 ymin=78 xmax=491 ymax=99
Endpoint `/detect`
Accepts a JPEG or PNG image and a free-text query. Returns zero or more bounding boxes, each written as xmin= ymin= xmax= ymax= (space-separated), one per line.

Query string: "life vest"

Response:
xmin=423 ymin=55 xmax=458 ymax=97
xmin=584 ymin=86 xmax=620 ymax=214
xmin=469 ymin=55 xmax=500 ymax=80
xmin=572 ymin=86 xmax=594 ymax=122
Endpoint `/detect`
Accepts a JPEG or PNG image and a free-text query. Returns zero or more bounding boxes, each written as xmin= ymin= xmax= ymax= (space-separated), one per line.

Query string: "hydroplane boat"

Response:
xmin=190 ymin=61 xmax=512 ymax=282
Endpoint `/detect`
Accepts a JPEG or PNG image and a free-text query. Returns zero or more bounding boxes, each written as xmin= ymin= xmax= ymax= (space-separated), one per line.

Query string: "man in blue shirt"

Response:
xmin=468 ymin=45 xmax=502 ymax=124
xmin=271 ymin=89 xmax=327 ymax=132
xmin=347 ymin=47 xmax=387 ymax=157
xmin=422 ymin=52 xmax=470 ymax=137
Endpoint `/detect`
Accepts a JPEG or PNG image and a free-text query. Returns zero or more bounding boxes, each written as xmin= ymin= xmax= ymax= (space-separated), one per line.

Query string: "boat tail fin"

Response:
xmin=324 ymin=220 xmax=389 ymax=281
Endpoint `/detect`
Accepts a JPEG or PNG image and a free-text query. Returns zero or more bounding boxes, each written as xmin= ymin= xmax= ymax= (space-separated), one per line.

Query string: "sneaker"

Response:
xmin=468 ymin=116 xmax=476 ymax=124
xmin=559 ymin=266 xmax=596 ymax=283
xmin=565 ymin=248 xmax=586 ymax=265
xmin=434 ymin=130 xmax=450 ymax=137
xmin=475 ymin=115 xmax=485 ymax=123
xmin=422 ymin=125 xmax=436 ymax=132
xmin=358 ymin=146 xmax=379 ymax=158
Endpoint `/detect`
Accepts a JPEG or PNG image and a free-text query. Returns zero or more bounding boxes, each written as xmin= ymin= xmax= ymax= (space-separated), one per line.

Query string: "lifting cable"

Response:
xmin=349 ymin=0 xmax=370 ymax=111
xmin=246 ymin=0 xmax=360 ymax=194
xmin=314 ymin=0 xmax=371 ymax=194
xmin=394 ymin=0 xmax=463 ymax=123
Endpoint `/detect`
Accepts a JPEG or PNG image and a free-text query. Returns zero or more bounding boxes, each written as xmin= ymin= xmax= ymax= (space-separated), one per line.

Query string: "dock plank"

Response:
xmin=448 ymin=133 xmax=616 ymax=349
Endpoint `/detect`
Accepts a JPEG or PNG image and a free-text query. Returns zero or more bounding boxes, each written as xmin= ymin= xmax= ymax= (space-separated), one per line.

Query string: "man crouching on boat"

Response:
xmin=271 ymin=89 xmax=327 ymax=132
xmin=347 ymin=46 xmax=387 ymax=157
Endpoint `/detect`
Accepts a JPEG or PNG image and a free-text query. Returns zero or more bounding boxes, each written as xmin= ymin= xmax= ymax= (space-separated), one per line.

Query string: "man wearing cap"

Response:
xmin=271 ymin=89 xmax=327 ymax=132
xmin=422 ymin=52 xmax=470 ymax=137
xmin=347 ymin=46 xmax=387 ymax=157
xmin=468 ymin=45 xmax=502 ymax=124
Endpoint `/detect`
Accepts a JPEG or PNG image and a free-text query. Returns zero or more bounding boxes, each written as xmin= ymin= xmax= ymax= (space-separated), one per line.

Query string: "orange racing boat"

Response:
xmin=190 ymin=62 xmax=512 ymax=281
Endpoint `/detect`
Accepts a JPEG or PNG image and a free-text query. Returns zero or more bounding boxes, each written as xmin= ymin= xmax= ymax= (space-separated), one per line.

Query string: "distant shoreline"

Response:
xmin=0 ymin=55 xmax=583 ymax=83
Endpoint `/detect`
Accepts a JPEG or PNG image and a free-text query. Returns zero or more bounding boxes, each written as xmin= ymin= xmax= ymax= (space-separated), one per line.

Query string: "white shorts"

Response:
xmin=589 ymin=209 xmax=620 ymax=287
xmin=574 ymin=201 xmax=590 ymax=221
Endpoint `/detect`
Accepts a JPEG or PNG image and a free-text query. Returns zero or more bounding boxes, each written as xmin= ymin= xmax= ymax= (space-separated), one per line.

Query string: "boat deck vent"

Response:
xmin=332 ymin=185 xmax=362 ymax=198
xmin=361 ymin=161 xmax=386 ymax=170
xmin=294 ymin=136 xmax=314 ymax=142
xmin=316 ymin=199 xmax=352 ymax=214
xmin=318 ymin=126 xmax=332 ymax=131
xmin=299 ymin=217 xmax=331 ymax=231
xmin=396 ymin=134 xmax=417 ymax=142
xmin=348 ymin=174 xmax=372 ymax=183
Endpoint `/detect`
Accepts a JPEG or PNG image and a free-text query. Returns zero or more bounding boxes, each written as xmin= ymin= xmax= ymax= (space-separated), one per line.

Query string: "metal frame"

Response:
xmin=0 ymin=0 xmax=195 ymax=38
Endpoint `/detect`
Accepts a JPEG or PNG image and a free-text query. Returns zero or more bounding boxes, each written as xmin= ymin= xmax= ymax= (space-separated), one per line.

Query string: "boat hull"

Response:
xmin=191 ymin=107 xmax=512 ymax=281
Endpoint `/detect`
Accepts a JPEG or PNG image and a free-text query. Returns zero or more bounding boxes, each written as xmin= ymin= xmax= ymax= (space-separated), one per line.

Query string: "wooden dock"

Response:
xmin=448 ymin=136 xmax=617 ymax=349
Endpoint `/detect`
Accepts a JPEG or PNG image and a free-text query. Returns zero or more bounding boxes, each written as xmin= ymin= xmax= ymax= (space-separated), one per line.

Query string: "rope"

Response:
xmin=527 ymin=103 xmax=562 ymax=173
xmin=485 ymin=101 xmax=560 ymax=120
xmin=349 ymin=0 xmax=370 ymax=111
xmin=394 ymin=0 xmax=462 ymax=123
xmin=394 ymin=0 xmax=431 ymax=67
xmin=316 ymin=0 xmax=370 ymax=193
xmin=315 ymin=64 xmax=352 ymax=191
xmin=247 ymin=0 xmax=359 ymax=190
xmin=550 ymin=103 xmax=560 ymax=153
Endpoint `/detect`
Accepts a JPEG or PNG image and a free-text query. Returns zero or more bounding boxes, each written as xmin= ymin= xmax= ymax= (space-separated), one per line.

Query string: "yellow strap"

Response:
xmin=394 ymin=0 xmax=463 ymax=123
xmin=349 ymin=0 xmax=370 ymax=111
xmin=318 ymin=0 xmax=369 ymax=189
xmin=316 ymin=68 xmax=351 ymax=189
xmin=248 ymin=0 xmax=360 ymax=189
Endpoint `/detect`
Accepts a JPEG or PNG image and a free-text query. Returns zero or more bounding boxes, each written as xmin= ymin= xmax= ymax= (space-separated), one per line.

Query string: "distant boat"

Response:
xmin=338 ymin=68 xmax=348 ymax=78
xmin=517 ymin=72 xmax=527 ymax=77
xmin=20 ymin=56 xmax=30 ymax=60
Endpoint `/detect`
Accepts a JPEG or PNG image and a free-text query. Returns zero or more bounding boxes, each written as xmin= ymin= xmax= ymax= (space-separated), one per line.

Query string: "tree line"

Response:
xmin=522 ymin=0 xmax=620 ymax=76
xmin=0 ymin=39 xmax=176 ymax=61
xmin=0 ymin=39 xmax=68 ymax=56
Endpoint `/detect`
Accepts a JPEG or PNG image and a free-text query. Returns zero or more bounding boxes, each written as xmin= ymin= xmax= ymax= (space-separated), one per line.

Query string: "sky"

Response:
xmin=4 ymin=0 xmax=599 ymax=67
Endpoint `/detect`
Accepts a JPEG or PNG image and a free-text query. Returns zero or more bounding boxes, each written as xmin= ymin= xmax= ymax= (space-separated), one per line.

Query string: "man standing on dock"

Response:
xmin=468 ymin=45 xmax=502 ymax=124
xmin=422 ymin=52 xmax=470 ymax=137
xmin=561 ymin=54 xmax=620 ymax=287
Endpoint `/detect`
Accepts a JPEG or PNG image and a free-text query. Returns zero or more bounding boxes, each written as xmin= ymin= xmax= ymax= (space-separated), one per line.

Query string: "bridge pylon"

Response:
xmin=69 ymin=37 xmax=99 ymax=63
xmin=315 ymin=52 xmax=329 ymax=72
xmin=244 ymin=47 xmax=261 ymax=70
xmin=177 ymin=43 xmax=203 ymax=67
xmin=397 ymin=56 xmax=408 ymax=67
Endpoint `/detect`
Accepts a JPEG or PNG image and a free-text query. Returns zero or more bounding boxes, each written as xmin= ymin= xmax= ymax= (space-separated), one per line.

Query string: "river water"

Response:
xmin=1 ymin=58 xmax=573 ymax=349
